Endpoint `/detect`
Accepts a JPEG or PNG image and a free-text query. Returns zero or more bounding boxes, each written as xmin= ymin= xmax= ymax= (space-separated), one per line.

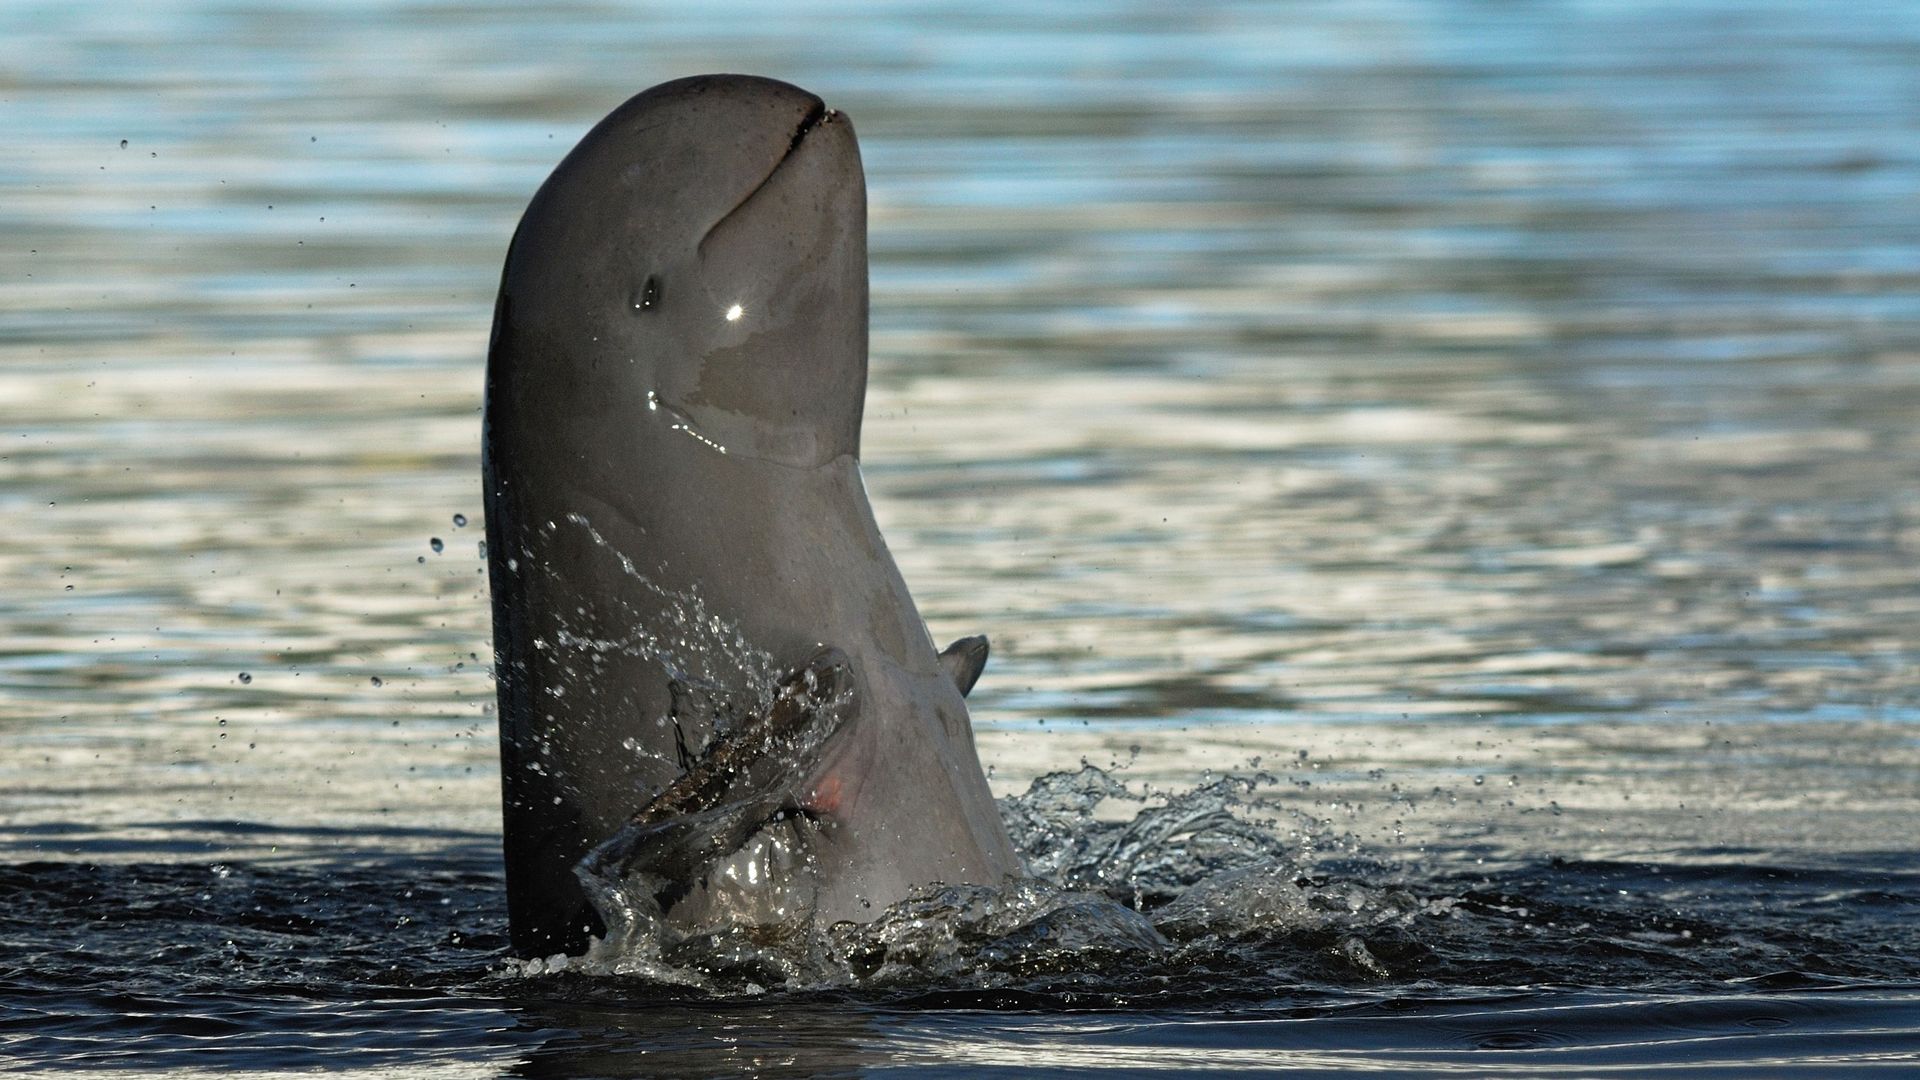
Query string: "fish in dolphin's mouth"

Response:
xmin=573 ymin=648 xmax=858 ymax=953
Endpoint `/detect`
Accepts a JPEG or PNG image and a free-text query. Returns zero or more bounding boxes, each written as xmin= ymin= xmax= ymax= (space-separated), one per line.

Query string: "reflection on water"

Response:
xmin=3 ymin=0 xmax=1920 ymax=1073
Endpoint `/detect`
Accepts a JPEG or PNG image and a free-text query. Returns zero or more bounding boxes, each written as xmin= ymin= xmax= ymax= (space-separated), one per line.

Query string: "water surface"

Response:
xmin=3 ymin=0 xmax=1918 ymax=1074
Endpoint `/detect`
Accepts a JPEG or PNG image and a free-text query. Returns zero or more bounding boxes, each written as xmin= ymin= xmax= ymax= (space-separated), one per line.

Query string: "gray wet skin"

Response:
xmin=483 ymin=75 xmax=1021 ymax=958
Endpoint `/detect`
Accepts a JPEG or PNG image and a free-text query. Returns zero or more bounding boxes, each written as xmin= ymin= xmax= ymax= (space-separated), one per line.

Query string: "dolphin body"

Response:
xmin=483 ymin=75 xmax=1021 ymax=958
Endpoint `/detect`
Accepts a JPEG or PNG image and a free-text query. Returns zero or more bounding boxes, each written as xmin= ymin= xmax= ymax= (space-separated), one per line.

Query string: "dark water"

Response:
xmin=5 ymin=0 xmax=1920 ymax=1073
xmin=6 ymin=841 xmax=1918 ymax=1073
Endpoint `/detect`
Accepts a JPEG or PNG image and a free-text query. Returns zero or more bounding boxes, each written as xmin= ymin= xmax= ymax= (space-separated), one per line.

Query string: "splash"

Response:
xmin=532 ymin=762 xmax=1436 ymax=992
xmin=539 ymin=513 xmax=784 ymax=752
xmin=497 ymin=751 xmax=1920 ymax=997
xmin=518 ymin=520 xmax=1432 ymax=991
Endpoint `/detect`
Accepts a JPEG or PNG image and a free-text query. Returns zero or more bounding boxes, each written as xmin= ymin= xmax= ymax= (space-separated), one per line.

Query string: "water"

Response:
xmin=4 ymin=0 xmax=1919 ymax=1073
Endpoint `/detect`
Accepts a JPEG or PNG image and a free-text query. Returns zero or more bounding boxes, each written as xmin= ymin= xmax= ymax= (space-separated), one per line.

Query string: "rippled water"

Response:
xmin=4 ymin=0 xmax=1919 ymax=1074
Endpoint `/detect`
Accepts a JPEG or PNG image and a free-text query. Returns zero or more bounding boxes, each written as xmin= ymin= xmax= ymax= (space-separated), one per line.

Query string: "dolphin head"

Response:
xmin=494 ymin=74 xmax=867 ymax=469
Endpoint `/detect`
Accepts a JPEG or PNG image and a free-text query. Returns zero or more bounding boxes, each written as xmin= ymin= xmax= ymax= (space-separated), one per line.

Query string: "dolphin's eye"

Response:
xmin=632 ymin=276 xmax=662 ymax=312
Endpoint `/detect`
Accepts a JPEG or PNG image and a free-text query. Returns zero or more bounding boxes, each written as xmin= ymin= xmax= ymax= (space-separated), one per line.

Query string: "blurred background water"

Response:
xmin=3 ymin=0 xmax=1920 ymax=1074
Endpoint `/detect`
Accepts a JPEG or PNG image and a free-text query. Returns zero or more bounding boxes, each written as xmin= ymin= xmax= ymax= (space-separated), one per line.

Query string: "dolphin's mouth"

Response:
xmin=783 ymin=100 xmax=833 ymax=157
xmin=698 ymin=99 xmax=835 ymax=254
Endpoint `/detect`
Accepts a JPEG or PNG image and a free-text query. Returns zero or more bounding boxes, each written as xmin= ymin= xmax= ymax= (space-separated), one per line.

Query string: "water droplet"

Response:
xmin=477 ymin=541 xmax=487 ymax=559
xmin=237 ymin=672 xmax=252 ymax=684
xmin=430 ymin=537 xmax=444 ymax=553
xmin=370 ymin=676 xmax=384 ymax=687
xmin=452 ymin=513 xmax=468 ymax=527
xmin=1473 ymin=775 xmax=1486 ymax=786
xmin=119 ymin=139 xmax=128 ymax=149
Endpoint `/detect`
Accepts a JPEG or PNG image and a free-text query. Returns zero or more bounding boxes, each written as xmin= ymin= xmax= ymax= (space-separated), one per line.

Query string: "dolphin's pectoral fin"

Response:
xmin=576 ymin=647 xmax=858 ymax=926
xmin=938 ymin=635 xmax=990 ymax=697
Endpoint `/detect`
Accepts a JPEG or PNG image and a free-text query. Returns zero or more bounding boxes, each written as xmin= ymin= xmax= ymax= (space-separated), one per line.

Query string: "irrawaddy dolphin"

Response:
xmin=482 ymin=74 xmax=1021 ymax=958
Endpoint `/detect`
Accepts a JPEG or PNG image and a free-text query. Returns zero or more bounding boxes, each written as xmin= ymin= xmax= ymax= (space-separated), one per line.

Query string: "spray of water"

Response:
xmin=519 ymin=519 xmax=1431 ymax=992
